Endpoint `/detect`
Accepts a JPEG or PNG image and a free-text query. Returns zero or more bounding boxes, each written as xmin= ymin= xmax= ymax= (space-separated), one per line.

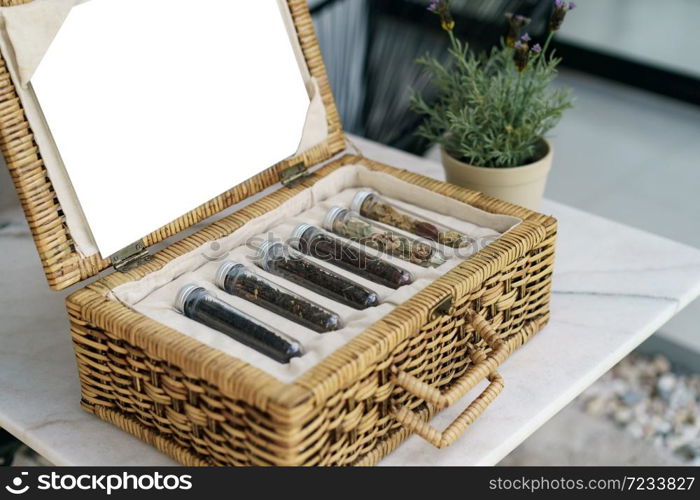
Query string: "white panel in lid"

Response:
xmin=30 ymin=0 xmax=311 ymax=257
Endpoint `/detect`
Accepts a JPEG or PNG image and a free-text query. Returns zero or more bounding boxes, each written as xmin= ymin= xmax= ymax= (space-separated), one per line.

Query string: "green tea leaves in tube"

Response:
xmin=323 ymin=206 xmax=446 ymax=268
xmin=351 ymin=191 xmax=471 ymax=248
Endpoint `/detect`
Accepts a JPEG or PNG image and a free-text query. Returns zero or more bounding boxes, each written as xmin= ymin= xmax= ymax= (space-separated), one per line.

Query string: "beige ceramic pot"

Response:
xmin=441 ymin=139 xmax=553 ymax=210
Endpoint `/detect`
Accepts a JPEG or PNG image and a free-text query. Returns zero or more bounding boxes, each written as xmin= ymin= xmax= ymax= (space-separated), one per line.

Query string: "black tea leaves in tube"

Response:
xmin=291 ymin=224 xmax=414 ymax=289
xmin=175 ymin=285 xmax=303 ymax=364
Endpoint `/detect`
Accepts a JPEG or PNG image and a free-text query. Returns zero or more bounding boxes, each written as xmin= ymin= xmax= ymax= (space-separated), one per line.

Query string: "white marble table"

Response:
xmin=2 ymin=137 xmax=700 ymax=466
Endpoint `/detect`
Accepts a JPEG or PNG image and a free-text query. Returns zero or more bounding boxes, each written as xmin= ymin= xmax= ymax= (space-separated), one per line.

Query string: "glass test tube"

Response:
xmin=215 ymin=261 xmax=342 ymax=333
xmin=323 ymin=206 xmax=446 ymax=268
xmin=175 ymin=285 xmax=303 ymax=364
xmin=291 ymin=224 xmax=414 ymax=289
xmin=254 ymin=240 xmax=379 ymax=310
xmin=351 ymin=191 xmax=471 ymax=248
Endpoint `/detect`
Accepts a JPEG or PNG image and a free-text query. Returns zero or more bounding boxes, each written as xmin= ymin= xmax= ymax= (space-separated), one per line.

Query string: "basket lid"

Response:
xmin=0 ymin=0 xmax=345 ymax=290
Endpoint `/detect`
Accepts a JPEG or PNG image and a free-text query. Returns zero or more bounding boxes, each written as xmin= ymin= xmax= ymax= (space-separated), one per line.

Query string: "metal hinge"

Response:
xmin=110 ymin=240 xmax=152 ymax=272
xmin=280 ymin=162 xmax=309 ymax=187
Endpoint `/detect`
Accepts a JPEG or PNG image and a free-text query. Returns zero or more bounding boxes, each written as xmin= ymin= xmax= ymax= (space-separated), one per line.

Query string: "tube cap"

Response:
xmin=290 ymin=223 xmax=314 ymax=248
xmin=252 ymin=240 xmax=282 ymax=269
xmin=322 ymin=206 xmax=347 ymax=231
xmin=215 ymin=261 xmax=243 ymax=290
xmin=429 ymin=251 xmax=447 ymax=268
xmin=175 ymin=284 xmax=203 ymax=313
xmin=351 ymin=191 xmax=374 ymax=213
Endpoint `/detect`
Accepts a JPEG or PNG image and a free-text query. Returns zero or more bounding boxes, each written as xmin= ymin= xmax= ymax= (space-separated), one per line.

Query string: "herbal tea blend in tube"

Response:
xmin=351 ymin=191 xmax=471 ymax=248
xmin=323 ymin=206 xmax=446 ymax=268
xmin=215 ymin=261 xmax=342 ymax=333
xmin=175 ymin=285 xmax=303 ymax=364
xmin=291 ymin=224 xmax=414 ymax=289
xmin=254 ymin=241 xmax=379 ymax=310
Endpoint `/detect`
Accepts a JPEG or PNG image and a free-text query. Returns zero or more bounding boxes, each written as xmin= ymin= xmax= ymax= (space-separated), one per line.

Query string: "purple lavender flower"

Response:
xmin=531 ymin=43 xmax=542 ymax=53
xmin=505 ymin=12 xmax=531 ymax=47
xmin=427 ymin=0 xmax=455 ymax=31
xmin=550 ymin=0 xmax=574 ymax=31
xmin=513 ymin=40 xmax=531 ymax=71
xmin=521 ymin=33 xmax=531 ymax=42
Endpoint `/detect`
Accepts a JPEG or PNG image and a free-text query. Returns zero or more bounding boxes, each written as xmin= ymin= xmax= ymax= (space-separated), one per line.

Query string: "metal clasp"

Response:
xmin=430 ymin=294 xmax=454 ymax=321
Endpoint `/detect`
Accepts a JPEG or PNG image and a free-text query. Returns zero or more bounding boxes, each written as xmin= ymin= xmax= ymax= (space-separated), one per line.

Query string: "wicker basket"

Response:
xmin=0 ymin=0 xmax=556 ymax=465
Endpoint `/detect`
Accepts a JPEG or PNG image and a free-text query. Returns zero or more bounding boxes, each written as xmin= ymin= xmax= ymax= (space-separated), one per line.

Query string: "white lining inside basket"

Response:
xmin=110 ymin=164 xmax=522 ymax=383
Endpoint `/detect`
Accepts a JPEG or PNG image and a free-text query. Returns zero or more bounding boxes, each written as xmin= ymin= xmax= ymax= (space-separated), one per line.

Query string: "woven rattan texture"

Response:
xmin=0 ymin=0 xmax=345 ymax=290
xmin=67 ymin=155 xmax=556 ymax=466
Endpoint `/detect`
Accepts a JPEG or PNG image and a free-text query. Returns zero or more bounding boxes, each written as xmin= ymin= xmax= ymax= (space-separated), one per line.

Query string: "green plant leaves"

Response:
xmin=410 ymin=40 xmax=573 ymax=168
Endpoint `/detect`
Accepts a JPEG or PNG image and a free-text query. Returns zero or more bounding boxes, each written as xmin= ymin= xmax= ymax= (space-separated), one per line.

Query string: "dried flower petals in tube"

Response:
xmin=254 ymin=241 xmax=380 ymax=310
xmin=323 ymin=206 xmax=446 ymax=268
xmin=291 ymin=224 xmax=414 ymax=289
xmin=215 ymin=261 xmax=342 ymax=333
xmin=352 ymin=191 xmax=471 ymax=248
xmin=175 ymin=285 xmax=304 ymax=364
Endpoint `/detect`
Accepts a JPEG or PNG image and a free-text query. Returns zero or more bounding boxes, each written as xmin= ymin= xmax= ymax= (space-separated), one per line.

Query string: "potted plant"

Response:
xmin=411 ymin=0 xmax=576 ymax=209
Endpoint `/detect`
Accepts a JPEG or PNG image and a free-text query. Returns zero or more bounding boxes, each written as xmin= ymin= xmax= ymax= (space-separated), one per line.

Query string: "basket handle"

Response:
xmin=390 ymin=311 xmax=510 ymax=449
